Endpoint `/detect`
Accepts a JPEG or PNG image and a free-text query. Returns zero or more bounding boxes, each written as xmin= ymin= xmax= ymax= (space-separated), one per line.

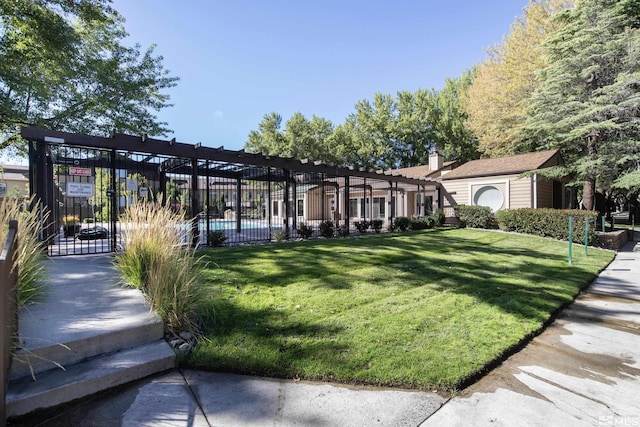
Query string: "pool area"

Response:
xmin=200 ymin=219 xmax=270 ymax=231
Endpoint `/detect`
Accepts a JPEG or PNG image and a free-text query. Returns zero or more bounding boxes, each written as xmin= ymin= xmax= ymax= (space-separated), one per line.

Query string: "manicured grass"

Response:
xmin=191 ymin=228 xmax=614 ymax=391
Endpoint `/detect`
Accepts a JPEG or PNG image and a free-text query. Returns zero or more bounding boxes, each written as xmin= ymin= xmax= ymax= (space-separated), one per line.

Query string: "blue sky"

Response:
xmin=111 ymin=1 xmax=527 ymax=151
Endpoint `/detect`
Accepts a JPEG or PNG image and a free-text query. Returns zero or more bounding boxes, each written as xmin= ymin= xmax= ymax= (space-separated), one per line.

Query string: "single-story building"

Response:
xmin=438 ymin=149 xmax=571 ymax=220
xmin=0 ymin=164 xmax=29 ymax=201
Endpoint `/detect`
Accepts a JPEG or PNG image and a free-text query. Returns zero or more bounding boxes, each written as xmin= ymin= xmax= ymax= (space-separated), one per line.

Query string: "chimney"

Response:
xmin=429 ymin=151 xmax=443 ymax=172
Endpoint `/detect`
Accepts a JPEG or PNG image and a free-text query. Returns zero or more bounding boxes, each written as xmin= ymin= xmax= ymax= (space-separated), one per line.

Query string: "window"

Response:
xmin=473 ymin=186 xmax=504 ymax=212
xmin=349 ymin=198 xmax=358 ymax=218
xmin=272 ymin=200 xmax=279 ymax=216
xmin=372 ymin=197 xmax=385 ymax=218
xmin=360 ymin=197 xmax=368 ymax=218
xmin=297 ymin=199 xmax=304 ymax=217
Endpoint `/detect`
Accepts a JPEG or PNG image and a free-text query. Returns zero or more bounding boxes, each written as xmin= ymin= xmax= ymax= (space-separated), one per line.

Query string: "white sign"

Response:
xmin=66 ymin=182 xmax=94 ymax=197
xmin=126 ymin=179 xmax=138 ymax=192
xmin=69 ymin=167 xmax=92 ymax=176
xmin=139 ymin=187 xmax=148 ymax=198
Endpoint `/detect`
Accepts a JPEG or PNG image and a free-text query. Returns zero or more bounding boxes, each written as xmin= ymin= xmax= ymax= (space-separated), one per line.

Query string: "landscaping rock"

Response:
xmin=179 ymin=331 xmax=193 ymax=341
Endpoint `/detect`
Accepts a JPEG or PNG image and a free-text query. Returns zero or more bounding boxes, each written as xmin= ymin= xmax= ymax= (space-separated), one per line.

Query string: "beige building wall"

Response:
xmin=441 ymin=174 xmax=536 ymax=216
xmin=0 ymin=177 xmax=29 ymax=199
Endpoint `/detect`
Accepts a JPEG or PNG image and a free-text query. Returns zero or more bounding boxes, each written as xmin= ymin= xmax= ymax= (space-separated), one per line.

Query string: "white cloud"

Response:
xmin=212 ymin=109 xmax=224 ymax=120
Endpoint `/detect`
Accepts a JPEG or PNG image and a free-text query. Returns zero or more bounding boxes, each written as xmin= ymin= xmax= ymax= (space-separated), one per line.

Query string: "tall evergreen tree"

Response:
xmin=525 ymin=0 xmax=640 ymax=210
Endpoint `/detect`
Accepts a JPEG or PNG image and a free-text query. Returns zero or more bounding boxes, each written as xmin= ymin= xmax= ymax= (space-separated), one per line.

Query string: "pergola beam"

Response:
xmin=22 ymin=127 xmax=439 ymax=187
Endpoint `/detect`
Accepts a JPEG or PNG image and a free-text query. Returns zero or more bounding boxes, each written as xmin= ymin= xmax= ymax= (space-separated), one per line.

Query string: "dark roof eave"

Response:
xmin=439 ymin=169 xmax=537 ymax=181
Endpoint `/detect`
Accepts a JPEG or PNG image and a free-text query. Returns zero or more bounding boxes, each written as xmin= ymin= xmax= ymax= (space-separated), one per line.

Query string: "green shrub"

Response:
xmin=430 ymin=209 xmax=445 ymax=227
xmin=296 ymin=223 xmax=314 ymax=239
xmin=0 ymin=196 xmax=48 ymax=306
xmin=207 ymin=230 xmax=227 ymax=247
xmin=371 ymin=219 xmax=384 ymax=233
xmin=272 ymin=229 xmax=288 ymax=241
xmin=335 ymin=224 xmax=349 ymax=237
xmin=409 ymin=216 xmax=435 ymax=230
xmin=115 ymin=202 xmax=211 ymax=334
xmin=319 ymin=220 xmax=334 ymax=238
xmin=496 ymin=208 xmax=598 ymax=245
xmin=454 ymin=205 xmax=498 ymax=229
xmin=391 ymin=216 xmax=410 ymax=232
xmin=354 ymin=220 xmax=370 ymax=233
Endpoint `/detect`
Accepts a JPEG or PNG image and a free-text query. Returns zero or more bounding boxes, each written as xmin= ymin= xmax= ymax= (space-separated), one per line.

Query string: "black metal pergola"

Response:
xmin=22 ymin=126 xmax=440 ymax=255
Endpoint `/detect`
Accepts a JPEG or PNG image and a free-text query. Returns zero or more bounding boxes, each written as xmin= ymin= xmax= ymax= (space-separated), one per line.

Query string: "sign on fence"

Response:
xmin=66 ymin=182 xmax=94 ymax=197
xmin=69 ymin=167 xmax=92 ymax=176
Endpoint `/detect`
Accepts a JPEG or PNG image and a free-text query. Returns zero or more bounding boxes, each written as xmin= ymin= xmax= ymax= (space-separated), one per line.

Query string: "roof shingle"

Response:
xmin=439 ymin=150 xmax=561 ymax=180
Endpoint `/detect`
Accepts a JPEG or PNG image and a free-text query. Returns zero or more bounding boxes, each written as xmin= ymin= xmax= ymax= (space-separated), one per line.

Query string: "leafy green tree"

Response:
xmin=245 ymin=112 xmax=343 ymax=164
xmin=246 ymin=82 xmax=479 ymax=170
xmin=245 ymin=112 xmax=287 ymax=157
xmin=525 ymin=0 xmax=640 ymax=210
xmin=342 ymin=93 xmax=396 ymax=169
xmin=393 ymin=89 xmax=438 ymax=167
xmin=434 ymin=71 xmax=479 ymax=163
xmin=0 ymin=0 xmax=178 ymax=154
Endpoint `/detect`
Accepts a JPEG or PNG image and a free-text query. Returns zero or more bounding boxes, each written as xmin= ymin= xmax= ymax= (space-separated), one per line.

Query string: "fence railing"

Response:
xmin=1 ymin=220 xmax=19 ymax=426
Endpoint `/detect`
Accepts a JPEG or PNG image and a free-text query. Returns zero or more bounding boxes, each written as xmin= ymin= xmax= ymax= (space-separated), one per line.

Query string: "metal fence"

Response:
xmin=24 ymin=127 xmax=440 ymax=256
xmin=1 ymin=220 xmax=19 ymax=425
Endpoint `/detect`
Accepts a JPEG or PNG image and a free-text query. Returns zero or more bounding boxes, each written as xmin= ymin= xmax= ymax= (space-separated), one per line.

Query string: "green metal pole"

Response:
xmin=584 ymin=216 xmax=588 ymax=256
xmin=601 ymin=216 xmax=605 ymax=232
xmin=568 ymin=216 xmax=573 ymax=265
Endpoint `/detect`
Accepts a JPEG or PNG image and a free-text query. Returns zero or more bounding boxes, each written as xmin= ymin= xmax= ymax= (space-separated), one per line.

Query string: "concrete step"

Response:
xmin=6 ymin=339 xmax=175 ymax=419
xmin=10 ymin=314 xmax=165 ymax=381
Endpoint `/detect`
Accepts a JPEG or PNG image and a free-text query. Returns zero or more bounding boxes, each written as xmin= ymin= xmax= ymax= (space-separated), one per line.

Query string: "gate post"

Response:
xmin=110 ymin=149 xmax=118 ymax=252
xmin=29 ymin=140 xmax=54 ymax=244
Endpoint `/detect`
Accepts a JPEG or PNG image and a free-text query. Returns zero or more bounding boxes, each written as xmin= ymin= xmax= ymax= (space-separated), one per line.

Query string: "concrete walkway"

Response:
xmin=423 ymin=240 xmax=640 ymax=426
xmin=9 ymin=241 xmax=640 ymax=426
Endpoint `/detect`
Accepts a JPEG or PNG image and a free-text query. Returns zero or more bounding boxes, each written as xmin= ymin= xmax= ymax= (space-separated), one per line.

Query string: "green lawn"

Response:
xmin=191 ymin=228 xmax=614 ymax=391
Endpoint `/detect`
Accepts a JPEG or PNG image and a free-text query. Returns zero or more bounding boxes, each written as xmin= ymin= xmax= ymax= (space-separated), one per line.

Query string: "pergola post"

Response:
xmin=191 ymin=159 xmax=200 ymax=247
xmin=344 ymin=176 xmax=350 ymax=235
xmin=292 ymin=174 xmax=297 ymax=232
xmin=267 ymin=167 xmax=272 ymax=239
xmin=387 ymin=181 xmax=393 ymax=226
xmin=235 ymin=177 xmax=242 ymax=234
xmin=283 ymin=169 xmax=289 ymax=237
xmin=321 ymin=173 xmax=326 ymax=222
xmin=159 ymin=167 xmax=167 ymax=206
xmin=205 ymin=161 xmax=210 ymax=245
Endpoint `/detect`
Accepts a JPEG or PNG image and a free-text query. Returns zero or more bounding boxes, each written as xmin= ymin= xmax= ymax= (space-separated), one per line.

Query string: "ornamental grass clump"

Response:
xmin=0 ymin=196 xmax=48 ymax=306
xmin=115 ymin=201 xmax=211 ymax=334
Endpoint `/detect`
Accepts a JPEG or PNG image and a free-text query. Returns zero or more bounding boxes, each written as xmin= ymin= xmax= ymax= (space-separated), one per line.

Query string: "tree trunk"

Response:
xmin=583 ymin=177 xmax=595 ymax=210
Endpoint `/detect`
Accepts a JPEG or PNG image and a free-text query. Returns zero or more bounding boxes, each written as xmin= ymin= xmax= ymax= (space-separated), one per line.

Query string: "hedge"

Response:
xmin=454 ymin=205 xmax=498 ymax=229
xmin=495 ymin=208 xmax=599 ymax=245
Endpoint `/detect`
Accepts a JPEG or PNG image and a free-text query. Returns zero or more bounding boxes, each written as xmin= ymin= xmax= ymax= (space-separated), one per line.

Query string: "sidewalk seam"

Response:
xmin=180 ymin=369 xmax=213 ymax=427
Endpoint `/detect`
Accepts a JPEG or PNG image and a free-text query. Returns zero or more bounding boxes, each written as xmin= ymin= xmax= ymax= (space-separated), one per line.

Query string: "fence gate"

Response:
xmin=30 ymin=143 xmax=119 ymax=256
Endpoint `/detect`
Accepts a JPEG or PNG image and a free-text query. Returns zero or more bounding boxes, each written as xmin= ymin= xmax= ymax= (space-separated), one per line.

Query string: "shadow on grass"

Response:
xmin=203 ymin=229 xmax=606 ymax=322
xmin=195 ymin=228 xmax=614 ymax=388
xmin=190 ymin=300 xmax=352 ymax=379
